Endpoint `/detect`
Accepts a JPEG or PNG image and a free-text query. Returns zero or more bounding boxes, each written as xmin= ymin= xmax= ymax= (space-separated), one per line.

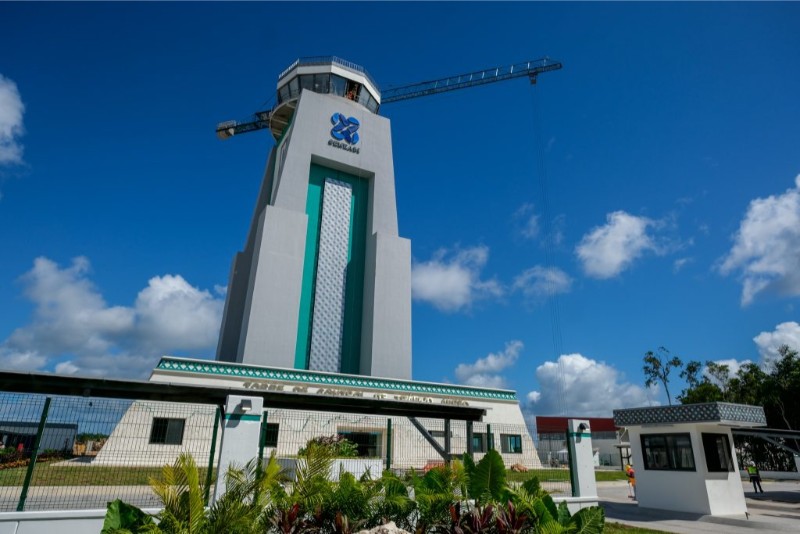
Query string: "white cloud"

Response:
xmin=527 ymin=353 xmax=653 ymax=417
xmin=704 ymin=358 xmax=751 ymax=384
xmin=753 ymin=321 xmax=800 ymax=365
xmin=0 ymin=74 xmax=25 ymax=165
xmin=673 ymin=257 xmax=692 ymax=273
xmin=411 ymin=246 xmax=503 ymax=312
xmin=454 ymin=340 xmax=522 ymax=389
xmin=0 ymin=256 xmax=224 ymax=379
xmin=512 ymin=265 xmax=572 ymax=302
xmin=514 ymin=203 xmax=540 ymax=240
xmin=575 ymin=211 xmax=658 ymax=279
xmin=720 ymin=175 xmax=800 ymax=306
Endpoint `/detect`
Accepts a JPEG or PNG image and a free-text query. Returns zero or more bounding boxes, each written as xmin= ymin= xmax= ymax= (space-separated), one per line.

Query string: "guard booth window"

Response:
xmin=641 ymin=433 xmax=695 ymax=471
xmin=702 ymin=433 xmax=734 ymax=472
xmin=150 ymin=418 xmax=185 ymax=445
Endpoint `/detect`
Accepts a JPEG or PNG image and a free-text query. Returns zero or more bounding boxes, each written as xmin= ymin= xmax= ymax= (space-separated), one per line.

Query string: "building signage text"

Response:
xmin=242 ymin=380 xmax=470 ymax=407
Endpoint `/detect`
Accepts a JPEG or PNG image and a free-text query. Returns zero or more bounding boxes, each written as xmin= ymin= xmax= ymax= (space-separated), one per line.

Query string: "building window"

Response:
xmin=430 ymin=430 xmax=447 ymax=447
xmin=263 ymin=423 xmax=279 ymax=448
xmin=641 ymin=433 xmax=695 ymax=471
xmin=338 ymin=431 xmax=381 ymax=458
xmin=501 ymin=434 xmax=523 ymax=454
xmin=472 ymin=432 xmax=487 ymax=453
xmin=150 ymin=418 xmax=185 ymax=445
xmin=702 ymin=433 xmax=734 ymax=473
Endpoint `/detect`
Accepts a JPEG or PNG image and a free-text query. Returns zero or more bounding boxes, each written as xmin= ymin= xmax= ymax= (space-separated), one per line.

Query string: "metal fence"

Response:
xmin=258 ymin=410 xmax=572 ymax=495
xmin=1 ymin=391 xmax=570 ymax=512
xmin=0 ymin=393 xmax=219 ymax=512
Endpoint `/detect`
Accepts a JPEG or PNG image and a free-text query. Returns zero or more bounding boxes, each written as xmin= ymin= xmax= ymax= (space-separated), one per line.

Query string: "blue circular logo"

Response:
xmin=330 ymin=113 xmax=360 ymax=145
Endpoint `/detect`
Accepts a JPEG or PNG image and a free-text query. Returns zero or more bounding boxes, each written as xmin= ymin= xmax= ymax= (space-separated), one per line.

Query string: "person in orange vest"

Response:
xmin=625 ymin=464 xmax=636 ymax=500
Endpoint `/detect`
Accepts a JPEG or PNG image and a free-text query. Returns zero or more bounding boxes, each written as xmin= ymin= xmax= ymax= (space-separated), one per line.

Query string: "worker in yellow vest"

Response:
xmin=747 ymin=463 xmax=763 ymax=493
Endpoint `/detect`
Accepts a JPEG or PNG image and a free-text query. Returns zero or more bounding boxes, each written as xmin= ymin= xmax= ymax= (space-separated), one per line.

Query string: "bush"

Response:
xmin=297 ymin=435 xmax=359 ymax=458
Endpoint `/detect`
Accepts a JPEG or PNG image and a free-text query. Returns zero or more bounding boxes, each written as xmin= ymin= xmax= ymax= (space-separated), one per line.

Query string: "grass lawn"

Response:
xmin=507 ymin=468 xmax=628 ymax=483
xmin=0 ymin=464 xmax=210 ymax=486
xmin=1 ymin=463 xmax=621 ymax=488
xmin=605 ymin=523 xmax=668 ymax=533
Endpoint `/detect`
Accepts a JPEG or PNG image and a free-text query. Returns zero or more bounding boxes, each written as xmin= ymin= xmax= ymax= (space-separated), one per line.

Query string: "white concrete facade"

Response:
xmin=96 ymin=357 xmax=543 ymax=470
xmin=217 ymin=85 xmax=412 ymax=381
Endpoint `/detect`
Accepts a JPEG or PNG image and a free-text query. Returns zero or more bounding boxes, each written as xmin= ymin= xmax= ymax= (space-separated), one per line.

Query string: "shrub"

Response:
xmin=298 ymin=435 xmax=359 ymax=458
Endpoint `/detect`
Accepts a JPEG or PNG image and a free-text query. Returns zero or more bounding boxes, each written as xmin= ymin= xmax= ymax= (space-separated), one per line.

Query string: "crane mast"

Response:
xmin=216 ymin=57 xmax=562 ymax=140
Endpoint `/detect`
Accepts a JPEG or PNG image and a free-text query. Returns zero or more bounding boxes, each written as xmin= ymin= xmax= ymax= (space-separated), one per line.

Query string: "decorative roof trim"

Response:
xmin=155 ymin=357 xmax=518 ymax=401
xmin=613 ymin=402 xmax=766 ymax=427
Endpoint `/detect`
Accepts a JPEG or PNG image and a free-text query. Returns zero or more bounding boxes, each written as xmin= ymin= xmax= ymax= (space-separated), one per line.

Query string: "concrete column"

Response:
xmin=213 ymin=394 xmax=264 ymax=502
xmin=567 ymin=419 xmax=598 ymax=500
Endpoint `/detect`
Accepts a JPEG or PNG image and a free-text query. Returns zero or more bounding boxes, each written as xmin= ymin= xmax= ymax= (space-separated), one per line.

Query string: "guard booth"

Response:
xmin=613 ymin=402 xmax=766 ymax=516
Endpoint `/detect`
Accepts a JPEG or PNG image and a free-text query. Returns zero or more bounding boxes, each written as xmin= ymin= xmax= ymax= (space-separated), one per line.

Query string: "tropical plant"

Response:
xmin=494 ymin=501 xmax=530 ymax=534
xmin=372 ymin=470 xmax=416 ymax=531
xmin=148 ymin=452 xmax=208 ymax=534
xmin=463 ymin=450 xmax=507 ymax=503
xmin=101 ymin=499 xmax=158 ymax=533
xmin=408 ymin=463 xmax=463 ymax=533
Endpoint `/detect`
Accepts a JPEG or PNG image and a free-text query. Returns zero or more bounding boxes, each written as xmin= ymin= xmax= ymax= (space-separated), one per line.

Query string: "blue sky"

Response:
xmin=1 ymin=2 xmax=799 ymax=418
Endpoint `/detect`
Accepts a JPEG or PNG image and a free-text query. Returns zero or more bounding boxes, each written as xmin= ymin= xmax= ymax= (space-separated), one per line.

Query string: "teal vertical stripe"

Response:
xmin=294 ymin=164 xmax=367 ymax=372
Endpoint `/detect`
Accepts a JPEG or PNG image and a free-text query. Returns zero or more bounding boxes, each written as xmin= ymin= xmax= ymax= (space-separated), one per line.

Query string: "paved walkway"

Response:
xmin=598 ymin=479 xmax=800 ymax=533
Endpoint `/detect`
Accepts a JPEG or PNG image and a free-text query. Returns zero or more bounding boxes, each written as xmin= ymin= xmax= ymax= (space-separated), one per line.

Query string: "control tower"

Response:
xmin=216 ymin=57 xmax=411 ymax=380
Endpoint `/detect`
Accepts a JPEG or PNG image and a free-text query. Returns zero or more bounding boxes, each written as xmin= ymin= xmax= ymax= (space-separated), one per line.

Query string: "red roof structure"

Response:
xmin=535 ymin=416 xmax=618 ymax=434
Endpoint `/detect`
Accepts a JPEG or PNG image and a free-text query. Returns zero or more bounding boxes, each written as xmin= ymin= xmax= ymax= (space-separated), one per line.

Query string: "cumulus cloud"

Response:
xmin=0 ymin=256 xmax=224 ymax=378
xmin=527 ymin=353 xmax=653 ymax=416
xmin=753 ymin=321 xmax=800 ymax=365
xmin=575 ymin=211 xmax=659 ymax=279
xmin=512 ymin=266 xmax=572 ymax=302
xmin=454 ymin=340 xmax=522 ymax=389
xmin=719 ymin=175 xmax=800 ymax=306
xmin=0 ymin=74 xmax=25 ymax=165
xmin=411 ymin=246 xmax=503 ymax=312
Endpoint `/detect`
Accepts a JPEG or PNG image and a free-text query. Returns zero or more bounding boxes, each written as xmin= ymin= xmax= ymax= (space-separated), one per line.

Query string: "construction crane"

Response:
xmin=216 ymin=56 xmax=562 ymax=141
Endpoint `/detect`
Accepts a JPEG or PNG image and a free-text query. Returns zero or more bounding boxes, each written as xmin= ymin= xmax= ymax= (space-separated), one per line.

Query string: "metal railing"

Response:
xmin=0 ymin=392 xmax=219 ymax=512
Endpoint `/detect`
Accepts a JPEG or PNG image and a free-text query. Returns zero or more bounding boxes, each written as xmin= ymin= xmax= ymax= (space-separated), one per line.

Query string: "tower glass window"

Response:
xmin=641 ymin=433 xmax=695 ymax=471
xmin=702 ymin=433 xmax=734 ymax=473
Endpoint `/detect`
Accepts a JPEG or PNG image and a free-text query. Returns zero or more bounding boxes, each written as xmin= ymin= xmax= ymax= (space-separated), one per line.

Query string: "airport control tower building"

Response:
xmin=215 ymin=58 xmax=411 ymax=380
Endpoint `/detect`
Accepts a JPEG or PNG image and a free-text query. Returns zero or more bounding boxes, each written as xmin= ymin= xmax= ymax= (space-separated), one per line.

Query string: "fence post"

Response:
xmin=385 ymin=418 xmax=392 ymax=470
xmin=17 ymin=397 xmax=51 ymax=512
xmin=444 ymin=419 xmax=451 ymax=465
xmin=204 ymin=405 xmax=221 ymax=506
xmin=213 ymin=395 xmax=264 ymax=503
xmin=258 ymin=411 xmax=268 ymax=464
xmin=466 ymin=421 xmax=474 ymax=457
xmin=567 ymin=419 xmax=598 ymax=500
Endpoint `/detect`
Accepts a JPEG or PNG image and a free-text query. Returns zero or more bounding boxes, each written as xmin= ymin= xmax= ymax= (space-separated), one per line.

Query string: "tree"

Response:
xmin=643 ymin=347 xmax=683 ymax=405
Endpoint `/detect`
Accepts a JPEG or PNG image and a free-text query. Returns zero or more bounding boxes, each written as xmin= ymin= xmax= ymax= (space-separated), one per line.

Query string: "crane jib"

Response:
xmin=216 ymin=58 xmax=562 ymax=139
